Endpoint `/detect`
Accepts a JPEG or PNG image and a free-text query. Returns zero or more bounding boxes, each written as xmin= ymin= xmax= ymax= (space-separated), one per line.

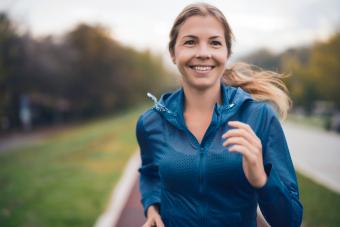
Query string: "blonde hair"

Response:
xmin=168 ymin=2 xmax=291 ymax=119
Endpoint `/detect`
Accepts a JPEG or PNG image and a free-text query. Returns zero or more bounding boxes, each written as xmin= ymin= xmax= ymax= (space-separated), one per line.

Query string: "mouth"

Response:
xmin=188 ymin=65 xmax=215 ymax=73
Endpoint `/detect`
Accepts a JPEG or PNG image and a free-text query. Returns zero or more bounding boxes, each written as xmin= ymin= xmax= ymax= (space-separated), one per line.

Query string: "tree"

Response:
xmin=0 ymin=12 xmax=26 ymax=129
xmin=308 ymin=32 xmax=340 ymax=108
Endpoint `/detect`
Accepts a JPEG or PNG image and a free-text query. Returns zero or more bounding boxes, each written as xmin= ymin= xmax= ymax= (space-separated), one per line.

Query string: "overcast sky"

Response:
xmin=1 ymin=0 xmax=339 ymax=63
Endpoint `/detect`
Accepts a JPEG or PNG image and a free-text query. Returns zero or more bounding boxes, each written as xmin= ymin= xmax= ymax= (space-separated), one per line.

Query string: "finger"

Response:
xmin=225 ymin=123 xmax=262 ymax=148
xmin=222 ymin=128 xmax=254 ymax=143
xmin=222 ymin=128 xmax=251 ymax=138
xmin=222 ymin=129 xmax=261 ymax=149
xmin=228 ymin=121 xmax=257 ymax=137
xmin=155 ymin=216 xmax=165 ymax=227
xmin=228 ymin=144 xmax=247 ymax=155
xmin=224 ymin=136 xmax=262 ymax=158
xmin=229 ymin=145 xmax=256 ymax=162
xmin=223 ymin=136 xmax=252 ymax=151
xmin=142 ymin=219 xmax=155 ymax=227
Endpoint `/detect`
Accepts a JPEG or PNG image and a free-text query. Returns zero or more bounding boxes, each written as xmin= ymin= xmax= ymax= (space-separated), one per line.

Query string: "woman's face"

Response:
xmin=172 ymin=15 xmax=228 ymax=90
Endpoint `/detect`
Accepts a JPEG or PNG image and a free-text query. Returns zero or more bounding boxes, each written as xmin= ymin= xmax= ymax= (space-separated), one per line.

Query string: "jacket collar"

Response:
xmin=147 ymin=83 xmax=253 ymax=130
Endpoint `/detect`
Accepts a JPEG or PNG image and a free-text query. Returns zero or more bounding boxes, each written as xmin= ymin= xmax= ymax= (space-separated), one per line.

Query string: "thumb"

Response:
xmin=142 ymin=219 xmax=156 ymax=227
xmin=155 ymin=216 xmax=165 ymax=227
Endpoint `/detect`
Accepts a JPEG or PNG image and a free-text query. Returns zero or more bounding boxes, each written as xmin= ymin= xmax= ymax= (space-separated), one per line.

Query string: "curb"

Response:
xmin=293 ymin=160 xmax=340 ymax=193
xmin=94 ymin=151 xmax=140 ymax=227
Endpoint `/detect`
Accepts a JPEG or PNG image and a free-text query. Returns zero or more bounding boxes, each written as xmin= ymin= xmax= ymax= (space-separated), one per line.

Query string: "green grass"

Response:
xmin=297 ymin=173 xmax=340 ymax=227
xmin=0 ymin=105 xmax=147 ymax=227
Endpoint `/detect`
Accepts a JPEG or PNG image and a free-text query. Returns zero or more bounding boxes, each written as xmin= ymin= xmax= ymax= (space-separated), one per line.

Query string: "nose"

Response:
xmin=195 ymin=43 xmax=211 ymax=59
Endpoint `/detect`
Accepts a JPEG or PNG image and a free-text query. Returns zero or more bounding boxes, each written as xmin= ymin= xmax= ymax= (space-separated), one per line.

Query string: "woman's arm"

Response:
xmin=136 ymin=114 xmax=162 ymax=217
xmin=222 ymin=104 xmax=303 ymax=227
xmin=256 ymin=111 xmax=303 ymax=227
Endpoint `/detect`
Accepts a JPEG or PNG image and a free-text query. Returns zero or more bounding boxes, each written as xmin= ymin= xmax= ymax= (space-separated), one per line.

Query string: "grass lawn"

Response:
xmin=0 ymin=106 xmax=339 ymax=226
xmin=297 ymin=173 xmax=340 ymax=227
xmin=0 ymin=106 xmax=146 ymax=227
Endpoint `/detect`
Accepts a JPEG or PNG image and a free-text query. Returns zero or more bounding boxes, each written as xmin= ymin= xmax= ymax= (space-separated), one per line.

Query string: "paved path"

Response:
xmin=0 ymin=124 xmax=72 ymax=153
xmin=115 ymin=180 xmax=146 ymax=227
xmin=115 ymin=179 xmax=269 ymax=227
xmin=283 ymin=122 xmax=340 ymax=193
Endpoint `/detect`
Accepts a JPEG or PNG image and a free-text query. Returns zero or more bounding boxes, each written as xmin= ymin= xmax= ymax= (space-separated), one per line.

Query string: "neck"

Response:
xmin=182 ymin=82 xmax=222 ymax=114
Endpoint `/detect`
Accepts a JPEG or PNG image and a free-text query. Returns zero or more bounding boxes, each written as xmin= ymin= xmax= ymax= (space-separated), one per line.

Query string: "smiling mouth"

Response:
xmin=189 ymin=65 xmax=215 ymax=73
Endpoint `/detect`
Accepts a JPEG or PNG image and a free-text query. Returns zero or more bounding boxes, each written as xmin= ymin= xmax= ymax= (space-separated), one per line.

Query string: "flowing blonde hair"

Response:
xmin=168 ymin=2 xmax=292 ymax=119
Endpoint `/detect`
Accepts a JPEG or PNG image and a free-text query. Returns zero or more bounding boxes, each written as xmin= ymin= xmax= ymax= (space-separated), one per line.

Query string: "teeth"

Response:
xmin=192 ymin=66 xmax=213 ymax=72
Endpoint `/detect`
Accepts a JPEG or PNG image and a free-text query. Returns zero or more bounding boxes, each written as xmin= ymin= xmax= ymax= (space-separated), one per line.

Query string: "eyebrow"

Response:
xmin=181 ymin=35 xmax=223 ymax=40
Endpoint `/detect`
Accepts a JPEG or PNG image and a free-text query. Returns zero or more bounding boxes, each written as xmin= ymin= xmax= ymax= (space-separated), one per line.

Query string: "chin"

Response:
xmin=185 ymin=78 xmax=220 ymax=91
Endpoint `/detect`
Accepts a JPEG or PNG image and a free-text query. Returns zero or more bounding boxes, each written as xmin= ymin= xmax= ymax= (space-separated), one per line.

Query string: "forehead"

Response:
xmin=178 ymin=15 xmax=225 ymax=38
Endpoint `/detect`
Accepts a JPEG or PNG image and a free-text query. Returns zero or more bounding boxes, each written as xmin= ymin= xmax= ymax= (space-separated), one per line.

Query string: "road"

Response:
xmin=283 ymin=122 xmax=340 ymax=193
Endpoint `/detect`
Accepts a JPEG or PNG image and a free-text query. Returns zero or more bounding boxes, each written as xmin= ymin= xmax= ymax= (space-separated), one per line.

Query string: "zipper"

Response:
xmin=147 ymin=91 xmax=237 ymax=226
xmin=199 ymin=146 xmax=205 ymax=226
xmin=199 ymin=147 xmax=204 ymax=193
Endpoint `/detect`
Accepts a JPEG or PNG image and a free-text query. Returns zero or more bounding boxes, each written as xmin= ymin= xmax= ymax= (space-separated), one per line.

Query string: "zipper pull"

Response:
xmin=147 ymin=92 xmax=158 ymax=105
xmin=147 ymin=92 xmax=166 ymax=113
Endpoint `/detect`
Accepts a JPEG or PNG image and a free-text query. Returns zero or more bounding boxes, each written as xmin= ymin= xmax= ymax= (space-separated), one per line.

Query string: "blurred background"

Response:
xmin=0 ymin=0 xmax=339 ymax=226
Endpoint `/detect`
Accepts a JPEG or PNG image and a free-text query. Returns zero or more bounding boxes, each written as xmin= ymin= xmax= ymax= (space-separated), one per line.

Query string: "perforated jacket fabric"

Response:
xmin=136 ymin=84 xmax=303 ymax=227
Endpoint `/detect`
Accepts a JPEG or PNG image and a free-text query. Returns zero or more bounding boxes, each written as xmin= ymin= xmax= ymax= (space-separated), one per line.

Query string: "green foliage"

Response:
xmin=0 ymin=13 xmax=176 ymax=130
xmin=280 ymin=48 xmax=317 ymax=112
xmin=240 ymin=32 xmax=340 ymax=112
xmin=239 ymin=48 xmax=281 ymax=72
xmin=308 ymin=33 xmax=340 ymax=107
xmin=0 ymin=12 xmax=25 ymax=127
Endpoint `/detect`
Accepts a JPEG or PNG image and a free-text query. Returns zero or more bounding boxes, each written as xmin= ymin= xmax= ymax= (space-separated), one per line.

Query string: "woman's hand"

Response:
xmin=142 ymin=205 xmax=164 ymax=227
xmin=222 ymin=121 xmax=267 ymax=188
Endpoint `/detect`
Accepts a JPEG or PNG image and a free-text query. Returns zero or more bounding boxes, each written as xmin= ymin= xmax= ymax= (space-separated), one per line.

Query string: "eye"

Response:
xmin=211 ymin=40 xmax=222 ymax=46
xmin=184 ymin=40 xmax=195 ymax=46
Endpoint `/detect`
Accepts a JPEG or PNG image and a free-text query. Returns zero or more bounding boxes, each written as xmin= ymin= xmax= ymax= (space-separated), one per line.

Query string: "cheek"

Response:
xmin=174 ymin=47 xmax=195 ymax=63
xmin=214 ymin=51 xmax=228 ymax=65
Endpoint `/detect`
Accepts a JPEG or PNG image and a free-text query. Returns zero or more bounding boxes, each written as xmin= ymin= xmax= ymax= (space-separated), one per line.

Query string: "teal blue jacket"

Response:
xmin=136 ymin=84 xmax=303 ymax=226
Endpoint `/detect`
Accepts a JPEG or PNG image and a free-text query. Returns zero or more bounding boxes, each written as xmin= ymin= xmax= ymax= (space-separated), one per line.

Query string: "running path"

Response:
xmin=115 ymin=180 xmax=146 ymax=227
xmin=0 ymin=124 xmax=73 ymax=153
xmin=115 ymin=177 xmax=269 ymax=227
xmin=283 ymin=122 xmax=340 ymax=193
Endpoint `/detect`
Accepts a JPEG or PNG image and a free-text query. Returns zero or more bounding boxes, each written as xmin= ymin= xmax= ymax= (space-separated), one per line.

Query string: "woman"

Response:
xmin=136 ymin=3 xmax=303 ymax=227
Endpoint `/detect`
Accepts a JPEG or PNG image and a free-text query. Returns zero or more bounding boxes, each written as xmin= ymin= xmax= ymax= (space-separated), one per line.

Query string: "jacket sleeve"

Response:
xmin=256 ymin=107 xmax=303 ymax=227
xmin=136 ymin=114 xmax=161 ymax=217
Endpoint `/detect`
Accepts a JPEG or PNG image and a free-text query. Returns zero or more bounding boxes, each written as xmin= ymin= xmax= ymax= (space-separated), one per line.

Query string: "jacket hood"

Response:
xmin=147 ymin=83 xmax=254 ymax=130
